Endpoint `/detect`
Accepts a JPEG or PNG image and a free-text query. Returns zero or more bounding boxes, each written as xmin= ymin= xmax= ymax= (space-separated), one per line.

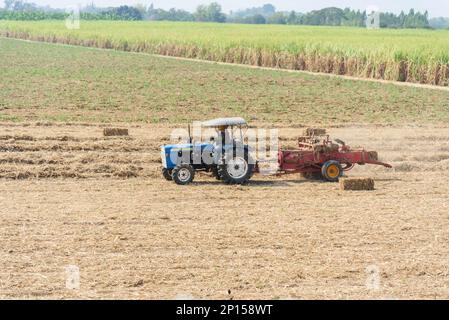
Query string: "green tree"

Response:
xmin=299 ymin=7 xmax=346 ymax=26
xmin=429 ymin=17 xmax=449 ymax=29
xmin=110 ymin=6 xmax=143 ymax=20
xmin=246 ymin=14 xmax=266 ymax=24
xmin=195 ymin=2 xmax=226 ymax=22
xmin=261 ymin=4 xmax=275 ymax=16
xmin=134 ymin=4 xmax=147 ymax=16
xmin=266 ymin=12 xmax=286 ymax=24
xmin=287 ymin=11 xmax=298 ymax=24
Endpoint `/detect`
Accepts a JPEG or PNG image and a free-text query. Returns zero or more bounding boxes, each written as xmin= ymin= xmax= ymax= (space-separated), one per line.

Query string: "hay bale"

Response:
xmin=103 ymin=128 xmax=129 ymax=137
xmin=340 ymin=178 xmax=375 ymax=191
xmin=304 ymin=128 xmax=326 ymax=136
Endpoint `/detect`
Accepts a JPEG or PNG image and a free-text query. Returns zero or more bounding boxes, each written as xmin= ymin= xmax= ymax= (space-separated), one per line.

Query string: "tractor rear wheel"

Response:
xmin=321 ymin=160 xmax=343 ymax=182
xmin=172 ymin=164 xmax=195 ymax=185
xmin=218 ymin=151 xmax=254 ymax=185
xmin=162 ymin=168 xmax=173 ymax=181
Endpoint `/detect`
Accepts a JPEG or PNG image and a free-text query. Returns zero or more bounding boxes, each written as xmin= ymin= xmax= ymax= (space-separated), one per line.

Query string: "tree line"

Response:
xmin=228 ymin=6 xmax=431 ymax=28
xmin=0 ymin=1 xmax=443 ymax=29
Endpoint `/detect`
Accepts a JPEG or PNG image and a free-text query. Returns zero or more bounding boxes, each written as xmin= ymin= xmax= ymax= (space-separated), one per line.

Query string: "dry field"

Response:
xmin=1 ymin=37 xmax=449 ymax=299
xmin=1 ymin=123 xmax=449 ymax=299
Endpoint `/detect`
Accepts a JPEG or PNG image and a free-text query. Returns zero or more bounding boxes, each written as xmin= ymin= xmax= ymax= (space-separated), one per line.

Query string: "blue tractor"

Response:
xmin=161 ymin=118 xmax=255 ymax=185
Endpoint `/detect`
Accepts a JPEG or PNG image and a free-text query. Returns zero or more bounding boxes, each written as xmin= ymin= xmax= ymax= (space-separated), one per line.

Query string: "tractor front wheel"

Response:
xmin=172 ymin=164 xmax=195 ymax=185
xmin=162 ymin=168 xmax=173 ymax=181
xmin=321 ymin=160 xmax=343 ymax=182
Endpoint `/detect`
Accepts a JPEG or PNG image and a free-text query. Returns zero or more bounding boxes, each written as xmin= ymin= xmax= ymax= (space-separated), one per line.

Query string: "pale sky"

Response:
xmin=1 ymin=0 xmax=448 ymax=17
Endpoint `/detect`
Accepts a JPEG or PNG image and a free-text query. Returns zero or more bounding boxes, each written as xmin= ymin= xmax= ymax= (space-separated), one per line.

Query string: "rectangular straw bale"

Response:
xmin=339 ymin=178 xmax=375 ymax=191
xmin=103 ymin=128 xmax=129 ymax=136
xmin=304 ymin=128 xmax=327 ymax=136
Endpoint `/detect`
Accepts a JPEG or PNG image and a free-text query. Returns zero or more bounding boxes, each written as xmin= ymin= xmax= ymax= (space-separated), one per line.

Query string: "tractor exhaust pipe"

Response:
xmin=188 ymin=124 xmax=192 ymax=144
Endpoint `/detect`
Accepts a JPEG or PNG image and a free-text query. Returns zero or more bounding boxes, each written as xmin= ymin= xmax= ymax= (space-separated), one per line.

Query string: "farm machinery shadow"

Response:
xmin=190 ymin=178 xmax=311 ymax=187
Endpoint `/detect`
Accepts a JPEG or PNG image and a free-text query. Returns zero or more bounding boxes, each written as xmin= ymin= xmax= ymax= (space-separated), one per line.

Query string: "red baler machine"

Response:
xmin=261 ymin=129 xmax=392 ymax=181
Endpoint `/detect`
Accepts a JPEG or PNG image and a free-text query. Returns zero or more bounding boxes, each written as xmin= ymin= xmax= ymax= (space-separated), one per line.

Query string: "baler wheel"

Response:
xmin=321 ymin=160 xmax=343 ymax=182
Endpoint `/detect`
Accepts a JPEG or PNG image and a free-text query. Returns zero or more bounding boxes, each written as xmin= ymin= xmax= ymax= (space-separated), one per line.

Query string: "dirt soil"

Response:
xmin=1 ymin=123 xmax=449 ymax=299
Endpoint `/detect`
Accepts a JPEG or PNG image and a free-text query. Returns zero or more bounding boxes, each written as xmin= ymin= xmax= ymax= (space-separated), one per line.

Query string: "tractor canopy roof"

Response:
xmin=201 ymin=117 xmax=247 ymax=128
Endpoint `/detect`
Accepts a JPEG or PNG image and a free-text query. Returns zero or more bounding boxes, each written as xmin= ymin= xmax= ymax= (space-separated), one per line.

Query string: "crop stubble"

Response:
xmin=1 ymin=36 xmax=449 ymax=299
xmin=1 ymin=123 xmax=449 ymax=299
